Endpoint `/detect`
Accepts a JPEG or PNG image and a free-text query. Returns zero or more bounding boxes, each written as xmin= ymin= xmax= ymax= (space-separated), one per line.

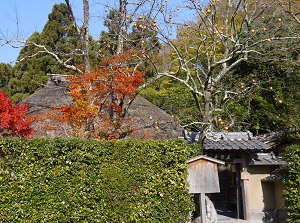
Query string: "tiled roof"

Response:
xmin=248 ymin=152 xmax=287 ymax=165
xmin=183 ymin=131 xmax=270 ymax=151
xmin=261 ymin=168 xmax=288 ymax=182
xmin=204 ymin=138 xmax=269 ymax=151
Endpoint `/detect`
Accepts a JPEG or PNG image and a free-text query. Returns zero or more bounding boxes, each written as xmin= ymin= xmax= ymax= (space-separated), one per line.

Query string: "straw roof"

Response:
xmin=21 ymin=76 xmax=183 ymax=139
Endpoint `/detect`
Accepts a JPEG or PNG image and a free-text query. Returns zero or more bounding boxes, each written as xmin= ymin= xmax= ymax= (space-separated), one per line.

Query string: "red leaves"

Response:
xmin=0 ymin=90 xmax=34 ymax=137
xmin=58 ymin=52 xmax=145 ymax=139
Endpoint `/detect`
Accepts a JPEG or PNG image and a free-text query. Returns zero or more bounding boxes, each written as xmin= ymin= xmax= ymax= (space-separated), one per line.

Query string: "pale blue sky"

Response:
xmin=0 ymin=1 xmax=62 ymax=63
xmin=0 ymin=0 xmax=105 ymax=64
xmin=0 ymin=0 xmax=192 ymax=64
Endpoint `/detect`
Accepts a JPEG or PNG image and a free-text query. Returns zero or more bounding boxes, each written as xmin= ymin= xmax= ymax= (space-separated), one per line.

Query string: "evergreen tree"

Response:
xmin=0 ymin=63 xmax=13 ymax=94
xmin=98 ymin=6 xmax=161 ymax=78
xmin=10 ymin=3 xmax=100 ymax=103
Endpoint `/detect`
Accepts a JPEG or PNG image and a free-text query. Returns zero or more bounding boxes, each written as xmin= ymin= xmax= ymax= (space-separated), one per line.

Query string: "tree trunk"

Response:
xmin=83 ymin=0 xmax=90 ymax=73
xmin=116 ymin=0 xmax=126 ymax=54
xmin=200 ymin=79 xmax=213 ymax=147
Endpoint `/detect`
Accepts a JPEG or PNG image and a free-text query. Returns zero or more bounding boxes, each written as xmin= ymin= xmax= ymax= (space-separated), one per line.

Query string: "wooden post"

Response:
xmin=200 ymin=193 xmax=207 ymax=223
xmin=241 ymin=153 xmax=250 ymax=220
xmin=236 ymin=164 xmax=241 ymax=219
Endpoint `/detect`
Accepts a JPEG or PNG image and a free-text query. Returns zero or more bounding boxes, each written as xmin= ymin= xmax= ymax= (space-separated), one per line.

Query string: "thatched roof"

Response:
xmin=21 ymin=76 xmax=184 ymax=139
xmin=22 ymin=77 xmax=72 ymax=114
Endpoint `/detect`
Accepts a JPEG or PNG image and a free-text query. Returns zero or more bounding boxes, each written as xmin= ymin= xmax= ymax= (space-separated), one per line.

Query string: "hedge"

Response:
xmin=0 ymin=137 xmax=199 ymax=222
xmin=283 ymin=144 xmax=300 ymax=223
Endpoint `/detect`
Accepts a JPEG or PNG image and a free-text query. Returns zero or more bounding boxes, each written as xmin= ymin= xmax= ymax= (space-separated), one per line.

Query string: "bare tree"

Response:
xmin=1 ymin=0 xmax=299 ymax=141
xmin=0 ymin=1 xmax=91 ymax=74
xmin=143 ymin=0 xmax=300 ymax=142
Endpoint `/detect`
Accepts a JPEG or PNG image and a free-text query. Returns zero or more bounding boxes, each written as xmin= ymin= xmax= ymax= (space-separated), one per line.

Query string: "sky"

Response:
xmin=0 ymin=0 xmax=104 ymax=64
xmin=0 ymin=0 xmax=192 ymax=65
xmin=0 ymin=1 xmax=59 ymax=63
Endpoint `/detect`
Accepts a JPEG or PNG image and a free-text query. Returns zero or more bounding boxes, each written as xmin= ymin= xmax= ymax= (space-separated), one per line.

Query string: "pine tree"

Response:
xmin=10 ymin=3 xmax=100 ymax=103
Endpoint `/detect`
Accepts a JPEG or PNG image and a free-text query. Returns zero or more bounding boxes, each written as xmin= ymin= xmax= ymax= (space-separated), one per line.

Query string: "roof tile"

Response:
xmin=204 ymin=138 xmax=269 ymax=151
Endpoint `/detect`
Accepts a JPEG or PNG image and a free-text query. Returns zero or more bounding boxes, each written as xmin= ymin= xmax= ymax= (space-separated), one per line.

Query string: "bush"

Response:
xmin=0 ymin=137 xmax=198 ymax=222
xmin=283 ymin=144 xmax=300 ymax=222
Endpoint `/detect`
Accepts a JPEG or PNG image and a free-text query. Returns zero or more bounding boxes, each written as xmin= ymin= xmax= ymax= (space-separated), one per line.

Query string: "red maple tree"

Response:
xmin=0 ymin=90 xmax=34 ymax=137
xmin=57 ymin=52 xmax=145 ymax=139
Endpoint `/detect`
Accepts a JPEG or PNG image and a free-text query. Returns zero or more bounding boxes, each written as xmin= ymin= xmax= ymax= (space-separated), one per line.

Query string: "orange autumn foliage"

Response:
xmin=58 ymin=52 xmax=145 ymax=139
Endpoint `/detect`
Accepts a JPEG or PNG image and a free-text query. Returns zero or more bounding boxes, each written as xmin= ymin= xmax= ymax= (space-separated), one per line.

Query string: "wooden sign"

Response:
xmin=187 ymin=155 xmax=225 ymax=194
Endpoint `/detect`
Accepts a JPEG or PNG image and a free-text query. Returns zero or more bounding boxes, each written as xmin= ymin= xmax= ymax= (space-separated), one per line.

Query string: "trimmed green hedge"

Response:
xmin=283 ymin=144 xmax=300 ymax=222
xmin=0 ymin=137 xmax=199 ymax=222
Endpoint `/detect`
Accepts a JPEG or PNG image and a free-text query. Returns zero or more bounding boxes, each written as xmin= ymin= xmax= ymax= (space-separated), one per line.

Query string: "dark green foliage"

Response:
xmin=10 ymin=3 xmax=101 ymax=103
xmin=10 ymin=4 xmax=77 ymax=102
xmin=226 ymin=57 xmax=300 ymax=135
xmin=283 ymin=144 xmax=300 ymax=222
xmin=140 ymin=80 xmax=200 ymax=131
xmin=0 ymin=137 xmax=198 ymax=222
xmin=0 ymin=63 xmax=13 ymax=94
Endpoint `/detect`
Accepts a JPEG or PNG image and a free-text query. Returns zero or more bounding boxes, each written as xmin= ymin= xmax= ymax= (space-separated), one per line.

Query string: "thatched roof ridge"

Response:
xmin=21 ymin=77 xmax=184 ymax=139
xmin=22 ymin=79 xmax=72 ymax=114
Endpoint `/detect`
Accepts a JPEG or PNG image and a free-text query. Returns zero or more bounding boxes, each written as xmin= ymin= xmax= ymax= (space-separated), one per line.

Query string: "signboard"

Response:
xmin=187 ymin=155 xmax=225 ymax=194
xmin=206 ymin=153 xmax=235 ymax=162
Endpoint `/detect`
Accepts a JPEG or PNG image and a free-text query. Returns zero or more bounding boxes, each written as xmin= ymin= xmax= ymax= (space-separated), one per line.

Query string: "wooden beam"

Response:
xmin=241 ymin=153 xmax=250 ymax=220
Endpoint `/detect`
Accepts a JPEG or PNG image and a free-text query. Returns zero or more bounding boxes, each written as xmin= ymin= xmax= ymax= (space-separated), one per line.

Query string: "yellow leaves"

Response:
xmin=160 ymin=79 xmax=173 ymax=90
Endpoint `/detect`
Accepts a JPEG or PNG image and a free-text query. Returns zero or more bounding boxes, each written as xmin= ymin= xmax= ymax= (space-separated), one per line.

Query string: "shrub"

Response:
xmin=0 ymin=137 xmax=198 ymax=222
xmin=283 ymin=144 xmax=300 ymax=222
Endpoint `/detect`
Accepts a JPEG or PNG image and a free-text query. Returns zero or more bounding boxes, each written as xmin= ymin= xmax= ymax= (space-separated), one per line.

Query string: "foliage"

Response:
xmin=57 ymin=52 xmax=145 ymax=139
xmin=0 ymin=63 xmax=12 ymax=93
xmin=0 ymin=90 xmax=34 ymax=137
xmin=146 ymin=0 xmax=299 ymax=136
xmin=2 ymin=0 xmax=299 ymax=140
xmin=228 ymin=59 xmax=300 ymax=134
xmin=0 ymin=137 xmax=198 ymax=222
xmin=98 ymin=7 xmax=161 ymax=78
xmin=9 ymin=3 xmax=100 ymax=103
xmin=283 ymin=144 xmax=300 ymax=222
xmin=140 ymin=79 xmax=200 ymax=131
xmin=145 ymin=0 xmax=300 ymax=140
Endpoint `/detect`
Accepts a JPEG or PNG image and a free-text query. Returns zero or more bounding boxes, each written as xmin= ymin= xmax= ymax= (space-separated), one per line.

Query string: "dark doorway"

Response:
xmin=208 ymin=163 xmax=244 ymax=219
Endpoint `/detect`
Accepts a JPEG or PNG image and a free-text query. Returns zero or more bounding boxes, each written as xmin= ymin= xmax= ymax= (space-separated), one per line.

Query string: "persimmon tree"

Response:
xmin=2 ymin=0 xmax=299 ymax=142
xmin=0 ymin=90 xmax=33 ymax=137
xmin=57 ymin=52 xmax=144 ymax=139
xmin=140 ymin=0 xmax=300 ymax=142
